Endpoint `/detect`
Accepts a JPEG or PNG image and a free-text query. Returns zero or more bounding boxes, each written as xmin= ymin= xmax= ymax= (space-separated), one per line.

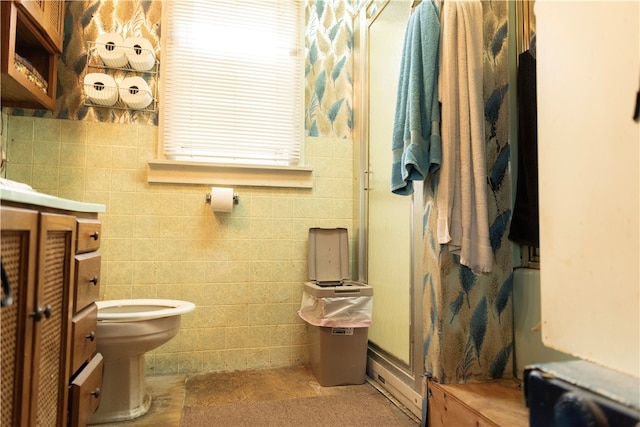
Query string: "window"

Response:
xmin=150 ymin=0 xmax=312 ymax=187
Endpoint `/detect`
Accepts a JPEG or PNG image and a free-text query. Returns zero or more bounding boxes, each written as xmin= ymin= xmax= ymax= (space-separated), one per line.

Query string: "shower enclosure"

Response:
xmin=354 ymin=0 xmax=423 ymax=416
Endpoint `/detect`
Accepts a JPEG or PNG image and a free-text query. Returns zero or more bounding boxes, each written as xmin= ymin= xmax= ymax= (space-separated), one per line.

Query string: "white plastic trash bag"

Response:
xmin=297 ymin=291 xmax=373 ymax=328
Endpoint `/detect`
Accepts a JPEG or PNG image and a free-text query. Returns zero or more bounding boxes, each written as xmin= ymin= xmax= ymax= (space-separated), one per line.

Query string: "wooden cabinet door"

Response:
xmin=14 ymin=0 xmax=64 ymax=52
xmin=1 ymin=206 xmax=38 ymax=427
xmin=31 ymin=212 xmax=76 ymax=427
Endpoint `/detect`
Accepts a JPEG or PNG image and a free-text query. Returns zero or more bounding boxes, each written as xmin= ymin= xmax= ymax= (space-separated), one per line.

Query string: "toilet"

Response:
xmin=88 ymin=299 xmax=195 ymax=424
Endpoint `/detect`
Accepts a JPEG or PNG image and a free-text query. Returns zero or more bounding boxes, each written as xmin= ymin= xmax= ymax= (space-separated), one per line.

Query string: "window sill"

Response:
xmin=147 ymin=160 xmax=314 ymax=188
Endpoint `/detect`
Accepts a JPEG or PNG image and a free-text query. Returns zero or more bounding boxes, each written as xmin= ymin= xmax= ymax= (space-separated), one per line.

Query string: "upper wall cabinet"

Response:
xmin=15 ymin=0 xmax=64 ymax=51
xmin=0 ymin=0 xmax=64 ymax=110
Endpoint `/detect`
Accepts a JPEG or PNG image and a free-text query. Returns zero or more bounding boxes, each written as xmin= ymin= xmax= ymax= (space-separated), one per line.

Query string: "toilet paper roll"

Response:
xmin=84 ymin=73 xmax=118 ymax=106
xmin=118 ymin=76 xmax=153 ymax=110
xmin=210 ymin=187 xmax=235 ymax=213
xmin=123 ymin=37 xmax=156 ymax=71
xmin=95 ymin=33 xmax=128 ymax=68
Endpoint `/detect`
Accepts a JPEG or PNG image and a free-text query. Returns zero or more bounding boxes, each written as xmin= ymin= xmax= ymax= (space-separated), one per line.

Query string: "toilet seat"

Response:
xmin=96 ymin=299 xmax=195 ymax=322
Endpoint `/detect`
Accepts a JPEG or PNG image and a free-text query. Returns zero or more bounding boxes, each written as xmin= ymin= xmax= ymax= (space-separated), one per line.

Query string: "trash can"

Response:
xmin=299 ymin=281 xmax=373 ymax=386
xmin=297 ymin=228 xmax=373 ymax=386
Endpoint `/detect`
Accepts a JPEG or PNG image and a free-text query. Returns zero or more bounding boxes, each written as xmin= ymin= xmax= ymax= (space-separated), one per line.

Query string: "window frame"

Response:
xmin=148 ymin=0 xmax=312 ymax=188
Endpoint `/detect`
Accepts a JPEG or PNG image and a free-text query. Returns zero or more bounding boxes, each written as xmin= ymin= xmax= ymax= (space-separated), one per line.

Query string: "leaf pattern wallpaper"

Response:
xmin=304 ymin=0 xmax=355 ymax=138
xmin=422 ymin=0 xmax=514 ymax=383
xmin=8 ymin=0 xmax=356 ymax=139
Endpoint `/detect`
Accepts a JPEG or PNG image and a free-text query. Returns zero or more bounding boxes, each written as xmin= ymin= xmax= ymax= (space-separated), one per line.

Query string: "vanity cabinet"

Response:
xmin=0 ymin=0 xmax=64 ymax=110
xmin=0 ymin=200 xmax=103 ymax=427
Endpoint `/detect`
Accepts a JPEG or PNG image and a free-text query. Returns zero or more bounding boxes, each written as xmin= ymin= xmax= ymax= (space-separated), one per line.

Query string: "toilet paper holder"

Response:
xmin=205 ymin=191 xmax=239 ymax=205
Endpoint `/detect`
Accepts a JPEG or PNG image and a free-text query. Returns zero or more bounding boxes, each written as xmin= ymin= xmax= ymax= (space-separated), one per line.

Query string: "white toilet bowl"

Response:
xmin=88 ymin=299 xmax=195 ymax=425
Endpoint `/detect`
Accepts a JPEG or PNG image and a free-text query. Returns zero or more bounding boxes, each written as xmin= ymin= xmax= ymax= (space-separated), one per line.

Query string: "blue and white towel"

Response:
xmin=390 ymin=1 xmax=442 ymax=196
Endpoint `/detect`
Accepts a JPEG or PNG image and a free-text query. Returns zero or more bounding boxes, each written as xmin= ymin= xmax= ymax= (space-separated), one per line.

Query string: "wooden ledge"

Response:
xmin=428 ymin=379 xmax=529 ymax=426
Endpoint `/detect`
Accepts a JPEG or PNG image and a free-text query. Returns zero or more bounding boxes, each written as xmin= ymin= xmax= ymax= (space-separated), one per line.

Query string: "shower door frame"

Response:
xmin=353 ymin=0 xmax=424 ymax=415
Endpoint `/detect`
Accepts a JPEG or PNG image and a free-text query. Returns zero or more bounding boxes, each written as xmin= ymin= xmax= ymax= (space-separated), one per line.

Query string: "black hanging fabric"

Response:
xmin=633 ymin=74 xmax=640 ymax=122
xmin=1 ymin=261 xmax=13 ymax=308
xmin=509 ymin=49 xmax=539 ymax=247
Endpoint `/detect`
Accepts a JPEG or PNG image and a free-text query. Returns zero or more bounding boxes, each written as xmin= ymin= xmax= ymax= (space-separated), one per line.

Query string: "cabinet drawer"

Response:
xmin=74 ymin=252 xmax=101 ymax=311
xmin=76 ymin=219 xmax=101 ymax=253
xmin=69 ymin=353 xmax=103 ymax=427
xmin=71 ymin=304 xmax=97 ymax=374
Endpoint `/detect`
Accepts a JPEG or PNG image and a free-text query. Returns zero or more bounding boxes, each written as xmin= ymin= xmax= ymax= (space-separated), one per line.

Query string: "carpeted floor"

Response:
xmin=91 ymin=367 xmax=419 ymax=426
xmin=181 ymin=393 xmax=417 ymax=426
xmin=181 ymin=367 xmax=419 ymax=427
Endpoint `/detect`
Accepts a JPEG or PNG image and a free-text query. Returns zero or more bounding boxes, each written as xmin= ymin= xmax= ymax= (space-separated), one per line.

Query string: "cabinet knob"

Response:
xmin=30 ymin=304 xmax=52 ymax=321
xmin=90 ymin=231 xmax=100 ymax=240
xmin=89 ymin=276 xmax=99 ymax=286
xmin=86 ymin=331 xmax=96 ymax=341
xmin=91 ymin=388 xmax=101 ymax=398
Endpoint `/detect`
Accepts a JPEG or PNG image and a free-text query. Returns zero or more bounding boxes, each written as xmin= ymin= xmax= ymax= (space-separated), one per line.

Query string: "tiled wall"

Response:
xmin=3 ymin=0 xmax=356 ymax=375
xmin=5 ymin=115 xmax=355 ymax=373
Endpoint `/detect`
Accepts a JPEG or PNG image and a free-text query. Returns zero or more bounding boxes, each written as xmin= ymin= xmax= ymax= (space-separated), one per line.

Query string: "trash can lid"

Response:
xmin=308 ymin=227 xmax=350 ymax=285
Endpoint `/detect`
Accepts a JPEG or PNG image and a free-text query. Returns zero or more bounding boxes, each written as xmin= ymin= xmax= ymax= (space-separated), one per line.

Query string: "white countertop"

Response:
xmin=0 ymin=185 xmax=106 ymax=213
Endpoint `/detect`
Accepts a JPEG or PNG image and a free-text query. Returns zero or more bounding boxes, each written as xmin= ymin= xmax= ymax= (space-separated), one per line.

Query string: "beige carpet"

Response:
xmin=181 ymin=393 xmax=417 ymax=427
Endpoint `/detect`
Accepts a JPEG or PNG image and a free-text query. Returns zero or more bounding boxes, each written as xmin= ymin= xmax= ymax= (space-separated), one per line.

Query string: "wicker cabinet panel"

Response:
xmin=34 ymin=213 xmax=76 ymax=427
xmin=0 ymin=207 xmax=38 ymax=427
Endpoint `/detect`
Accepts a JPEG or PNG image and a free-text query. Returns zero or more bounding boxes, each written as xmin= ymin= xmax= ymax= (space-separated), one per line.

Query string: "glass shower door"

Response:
xmin=359 ymin=0 xmax=418 ymax=371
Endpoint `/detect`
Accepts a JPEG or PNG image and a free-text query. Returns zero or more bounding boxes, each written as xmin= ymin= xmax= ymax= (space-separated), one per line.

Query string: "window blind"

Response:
xmin=161 ymin=0 xmax=303 ymax=166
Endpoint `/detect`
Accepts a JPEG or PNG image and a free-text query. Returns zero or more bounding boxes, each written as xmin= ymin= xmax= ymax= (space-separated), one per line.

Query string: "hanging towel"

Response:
xmin=437 ymin=0 xmax=492 ymax=273
xmin=390 ymin=1 xmax=442 ymax=196
xmin=508 ymin=50 xmax=539 ymax=247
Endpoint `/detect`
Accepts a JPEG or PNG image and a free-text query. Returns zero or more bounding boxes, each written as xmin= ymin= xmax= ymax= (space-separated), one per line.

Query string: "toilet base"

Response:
xmin=88 ymin=354 xmax=152 ymax=424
